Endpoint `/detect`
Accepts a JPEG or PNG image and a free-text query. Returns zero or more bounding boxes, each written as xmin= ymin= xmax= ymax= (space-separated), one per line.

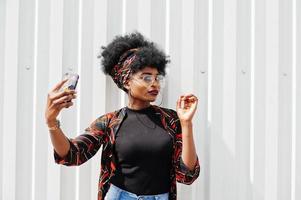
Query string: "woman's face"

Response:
xmin=125 ymin=67 xmax=164 ymax=103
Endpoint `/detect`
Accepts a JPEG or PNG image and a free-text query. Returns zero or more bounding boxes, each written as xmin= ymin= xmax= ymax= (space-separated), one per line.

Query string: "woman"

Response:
xmin=45 ymin=32 xmax=200 ymax=200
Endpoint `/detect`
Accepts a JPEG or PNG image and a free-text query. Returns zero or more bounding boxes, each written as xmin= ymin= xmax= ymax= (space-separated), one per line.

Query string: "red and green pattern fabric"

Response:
xmin=54 ymin=105 xmax=200 ymax=200
xmin=110 ymin=48 xmax=139 ymax=92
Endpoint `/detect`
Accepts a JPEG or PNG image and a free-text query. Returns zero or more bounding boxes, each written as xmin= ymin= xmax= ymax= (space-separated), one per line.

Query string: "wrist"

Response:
xmin=180 ymin=120 xmax=193 ymax=127
xmin=47 ymin=119 xmax=60 ymax=131
xmin=46 ymin=119 xmax=57 ymax=126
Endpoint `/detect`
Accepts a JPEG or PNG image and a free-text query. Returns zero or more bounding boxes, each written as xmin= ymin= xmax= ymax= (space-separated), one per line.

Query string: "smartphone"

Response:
xmin=60 ymin=73 xmax=79 ymax=92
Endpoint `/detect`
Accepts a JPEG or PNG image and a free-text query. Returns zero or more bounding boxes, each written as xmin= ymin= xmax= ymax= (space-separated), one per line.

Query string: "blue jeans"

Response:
xmin=104 ymin=184 xmax=169 ymax=200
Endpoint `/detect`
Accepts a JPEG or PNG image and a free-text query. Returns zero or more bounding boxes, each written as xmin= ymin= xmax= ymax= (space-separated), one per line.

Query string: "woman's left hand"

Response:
xmin=176 ymin=94 xmax=198 ymax=122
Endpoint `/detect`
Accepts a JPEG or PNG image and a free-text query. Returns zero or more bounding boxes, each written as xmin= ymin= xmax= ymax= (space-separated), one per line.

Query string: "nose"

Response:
xmin=150 ymin=80 xmax=160 ymax=89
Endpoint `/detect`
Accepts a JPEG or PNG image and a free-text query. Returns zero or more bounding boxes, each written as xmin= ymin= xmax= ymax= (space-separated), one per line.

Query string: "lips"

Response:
xmin=148 ymin=90 xmax=159 ymax=95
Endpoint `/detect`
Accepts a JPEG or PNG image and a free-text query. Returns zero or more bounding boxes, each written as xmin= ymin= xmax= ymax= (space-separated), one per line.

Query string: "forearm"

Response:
xmin=47 ymin=121 xmax=70 ymax=158
xmin=180 ymin=120 xmax=197 ymax=171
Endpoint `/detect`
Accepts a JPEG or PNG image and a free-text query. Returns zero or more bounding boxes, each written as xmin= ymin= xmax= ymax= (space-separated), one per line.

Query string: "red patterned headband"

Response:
xmin=111 ymin=48 xmax=139 ymax=92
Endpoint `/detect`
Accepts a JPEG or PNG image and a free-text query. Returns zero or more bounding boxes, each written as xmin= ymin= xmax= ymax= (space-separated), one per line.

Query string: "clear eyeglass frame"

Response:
xmin=133 ymin=74 xmax=166 ymax=88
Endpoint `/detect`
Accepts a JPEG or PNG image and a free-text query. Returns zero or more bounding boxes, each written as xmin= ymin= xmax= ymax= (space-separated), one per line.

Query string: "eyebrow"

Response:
xmin=141 ymin=72 xmax=159 ymax=75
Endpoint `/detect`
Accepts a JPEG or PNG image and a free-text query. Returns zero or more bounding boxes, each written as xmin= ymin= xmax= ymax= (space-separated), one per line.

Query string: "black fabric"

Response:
xmin=110 ymin=106 xmax=173 ymax=195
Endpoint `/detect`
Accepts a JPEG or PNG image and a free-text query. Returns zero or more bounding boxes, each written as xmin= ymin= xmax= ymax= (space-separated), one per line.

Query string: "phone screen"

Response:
xmin=60 ymin=73 xmax=79 ymax=92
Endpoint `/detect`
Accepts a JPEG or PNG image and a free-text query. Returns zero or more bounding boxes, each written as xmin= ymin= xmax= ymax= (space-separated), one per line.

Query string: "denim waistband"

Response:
xmin=105 ymin=183 xmax=169 ymax=200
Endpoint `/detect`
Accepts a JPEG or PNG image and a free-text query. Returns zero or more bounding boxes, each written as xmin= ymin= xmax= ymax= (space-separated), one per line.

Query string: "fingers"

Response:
xmin=51 ymin=79 xmax=68 ymax=92
xmin=45 ymin=80 xmax=77 ymax=121
xmin=180 ymin=94 xmax=198 ymax=101
xmin=58 ymin=101 xmax=74 ymax=110
xmin=47 ymin=91 xmax=77 ymax=113
xmin=179 ymin=94 xmax=198 ymax=102
xmin=48 ymin=89 xmax=76 ymax=102
xmin=48 ymin=96 xmax=75 ymax=112
xmin=52 ymin=93 xmax=77 ymax=105
xmin=177 ymin=97 xmax=187 ymax=109
xmin=177 ymin=94 xmax=198 ymax=109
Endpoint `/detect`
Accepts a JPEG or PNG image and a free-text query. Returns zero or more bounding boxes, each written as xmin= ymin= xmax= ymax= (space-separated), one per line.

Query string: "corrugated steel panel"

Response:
xmin=0 ymin=0 xmax=300 ymax=199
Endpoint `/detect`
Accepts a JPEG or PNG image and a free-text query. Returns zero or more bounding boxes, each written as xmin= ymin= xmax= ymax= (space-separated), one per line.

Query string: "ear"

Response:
xmin=123 ymin=80 xmax=131 ymax=90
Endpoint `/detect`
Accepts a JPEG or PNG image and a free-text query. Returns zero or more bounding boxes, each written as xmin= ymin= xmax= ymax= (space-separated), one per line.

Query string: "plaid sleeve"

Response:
xmin=170 ymin=109 xmax=200 ymax=185
xmin=54 ymin=114 xmax=108 ymax=166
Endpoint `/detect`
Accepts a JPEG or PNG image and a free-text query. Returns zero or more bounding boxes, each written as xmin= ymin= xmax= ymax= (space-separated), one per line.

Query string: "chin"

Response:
xmin=146 ymin=97 xmax=157 ymax=102
xmin=144 ymin=93 xmax=158 ymax=102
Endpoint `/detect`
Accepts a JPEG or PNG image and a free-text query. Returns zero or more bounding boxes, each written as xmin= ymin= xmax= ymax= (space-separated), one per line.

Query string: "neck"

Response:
xmin=127 ymin=102 xmax=151 ymax=110
xmin=127 ymin=98 xmax=151 ymax=110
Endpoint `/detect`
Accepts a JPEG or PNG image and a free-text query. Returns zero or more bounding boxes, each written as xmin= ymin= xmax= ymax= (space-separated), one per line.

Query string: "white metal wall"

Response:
xmin=0 ymin=0 xmax=300 ymax=200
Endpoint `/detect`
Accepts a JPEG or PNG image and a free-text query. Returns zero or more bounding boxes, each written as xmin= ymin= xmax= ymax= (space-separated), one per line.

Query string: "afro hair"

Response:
xmin=99 ymin=31 xmax=170 ymax=77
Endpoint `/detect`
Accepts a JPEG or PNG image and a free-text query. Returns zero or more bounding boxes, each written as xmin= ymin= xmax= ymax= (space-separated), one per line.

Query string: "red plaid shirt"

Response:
xmin=54 ymin=105 xmax=200 ymax=200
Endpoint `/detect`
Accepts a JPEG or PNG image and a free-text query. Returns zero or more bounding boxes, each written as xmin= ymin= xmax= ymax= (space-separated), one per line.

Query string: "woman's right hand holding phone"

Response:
xmin=45 ymin=79 xmax=77 ymax=125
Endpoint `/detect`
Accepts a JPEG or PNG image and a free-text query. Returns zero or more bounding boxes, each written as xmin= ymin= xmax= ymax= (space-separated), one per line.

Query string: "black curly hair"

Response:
xmin=99 ymin=31 xmax=170 ymax=77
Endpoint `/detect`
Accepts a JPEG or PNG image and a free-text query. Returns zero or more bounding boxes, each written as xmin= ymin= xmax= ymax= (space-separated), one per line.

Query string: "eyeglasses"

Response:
xmin=132 ymin=74 xmax=165 ymax=87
